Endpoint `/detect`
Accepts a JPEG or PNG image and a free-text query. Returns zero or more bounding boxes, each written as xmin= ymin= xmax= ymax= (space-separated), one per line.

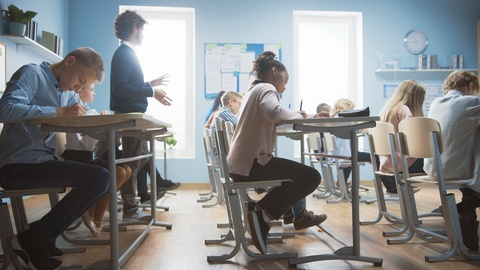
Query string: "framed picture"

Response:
xmin=0 ymin=42 xmax=5 ymax=92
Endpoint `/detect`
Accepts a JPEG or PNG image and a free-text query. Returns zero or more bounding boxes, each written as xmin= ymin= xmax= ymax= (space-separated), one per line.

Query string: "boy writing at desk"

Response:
xmin=0 ymin=47 xmax=108 ymax=270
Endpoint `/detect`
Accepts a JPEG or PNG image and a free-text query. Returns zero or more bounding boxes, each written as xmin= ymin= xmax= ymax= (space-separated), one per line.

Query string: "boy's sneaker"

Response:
xmin=247 ymin=210 xmax=270 ymax=254
xmin=158 ymin=179 xmax=181 ymax=191
xmin=283 ymin=209 xmax=314 ymax=225
xmin=293 ymin=212 xmax=327 ymax=230
xmin=11 ymin=230 xmax=62 ymax=270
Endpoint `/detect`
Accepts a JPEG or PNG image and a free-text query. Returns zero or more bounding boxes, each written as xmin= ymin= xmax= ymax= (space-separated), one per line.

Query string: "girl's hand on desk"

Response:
xmin=56 ymin=103 xmax=87 ymax=117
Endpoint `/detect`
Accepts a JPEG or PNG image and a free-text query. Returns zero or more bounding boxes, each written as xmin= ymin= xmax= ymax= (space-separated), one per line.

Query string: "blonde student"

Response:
xmin=378 ymin=80 xmax=426 ymax=194
xmin=227 ymin=51 xmax=327 ymax=254
xmin=330 ymin=98 xmax=371 ymax=185
xmin=61 ymin=84 xmax=132 ymax=237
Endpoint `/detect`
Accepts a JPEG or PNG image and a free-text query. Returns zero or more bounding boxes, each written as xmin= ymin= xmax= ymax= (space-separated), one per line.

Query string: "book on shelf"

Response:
xmin=448 ymin=54 xmax=464 ymax=69
xmin=418 ymin=55 xmax=427 ymax=69
xmin=41 ymin=30 xmax=55 ymax=53
xmin=25 ymin=20 xmax=38 ymax=41
xmin=418 ymin=54 xmax=438 ymax=69
xmin=54 ymin=35 xmax=63 ymax=56
xmin=41 ymin=30 xmax=63 ymax=56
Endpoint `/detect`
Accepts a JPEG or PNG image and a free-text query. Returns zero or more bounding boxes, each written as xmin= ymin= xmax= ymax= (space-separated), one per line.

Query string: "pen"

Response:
xmin=299 ymin=99 xmax=303 ymax=111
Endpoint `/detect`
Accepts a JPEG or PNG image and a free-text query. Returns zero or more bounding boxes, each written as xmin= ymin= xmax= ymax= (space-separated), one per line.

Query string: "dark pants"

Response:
xmin=340 ymin=151 xmax=374 ymax=181
xmin=379 ymin=158 xmax=425 ymax=192
xmin=0 ymin=160 xmax=109 ymax=241
xmin=230 ymin=157 xmax=320 ymax=220
xmin=137 ymin=161 xmax=166 ymax=196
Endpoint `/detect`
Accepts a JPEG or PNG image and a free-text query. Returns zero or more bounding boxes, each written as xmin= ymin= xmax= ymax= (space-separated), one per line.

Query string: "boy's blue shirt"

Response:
xmin=0 ymin=61 xmax=76 ymax=169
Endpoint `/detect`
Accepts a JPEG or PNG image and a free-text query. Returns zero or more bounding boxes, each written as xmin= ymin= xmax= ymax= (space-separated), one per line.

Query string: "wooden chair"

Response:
xmin=207 ymin=117 xmax=296 ymax=262
xmin=305 ymin=133 xmax=336 ymax=199
xmin=396 ymin=117 xmax=480 ymax=262
xmin=360 ymin=122 xmax=407 ymax=233
xmin=316 ymin=132 xmax=373 ymax=203
xmin=198 ymin=128 xmax=225 ymax=208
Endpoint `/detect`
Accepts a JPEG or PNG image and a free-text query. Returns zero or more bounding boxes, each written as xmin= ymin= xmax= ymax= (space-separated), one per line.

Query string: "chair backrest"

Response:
xmin=307 ymin=133 xmax=320 ymax=152
xmin=214 ymin=117 xmax=232 ymax=187
xmin=224 ymin=121 xmax=235 ymax=149
xmin=398 ymin=117 xmax=442 ymax=159
xmin=203 ymin=128 xmax=217 ymax=166
xmin=56 ymin=132 xmax=66 ymax=156
xmin=369 ymin=122 xmax=396 ymax=156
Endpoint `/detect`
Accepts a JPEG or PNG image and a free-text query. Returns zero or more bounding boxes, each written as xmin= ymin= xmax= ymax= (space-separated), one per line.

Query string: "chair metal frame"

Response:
xmin=395 ymin=117 xmax=480 ymax=262
xmin=207 ymin=117 xmax=296 ymax=263
xmin=0 ymin=188 xmax=71 ymax=270
xmin=198 ymin=128 xmax=225 ymax=208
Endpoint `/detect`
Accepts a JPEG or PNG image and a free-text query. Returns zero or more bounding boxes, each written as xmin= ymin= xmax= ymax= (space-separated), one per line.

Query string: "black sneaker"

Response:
xmin=158 ymin=179 xmax=181 ymax=191
xmin=139 ymin=190 xmax=166 ymax=204
xmin=283 ymin=209 xmax=314 ymax=225
xmin=459 ymin=209 xmax=479 ymax=251
xmin=293 ymin=212 xmax=327 ymax=230
xmin=247 ymin=210 xmax=270 ymax=254
xmin=47 ymin=241 xmax=63 ymax=258
xmin=11 ymin=231 xmax=62 ymax=270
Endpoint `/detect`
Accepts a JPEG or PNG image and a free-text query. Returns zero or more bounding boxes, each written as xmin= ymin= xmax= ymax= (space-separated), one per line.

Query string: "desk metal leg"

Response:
xmin=289 ymin=130 xmax=383 ymax=267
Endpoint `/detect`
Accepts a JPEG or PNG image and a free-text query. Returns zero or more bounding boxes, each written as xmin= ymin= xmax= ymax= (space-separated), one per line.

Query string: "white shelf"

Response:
xmin=375 ymin=68 xmax=478 ymax=81
xmin=2 ymin=34 xmax=62 ymax=63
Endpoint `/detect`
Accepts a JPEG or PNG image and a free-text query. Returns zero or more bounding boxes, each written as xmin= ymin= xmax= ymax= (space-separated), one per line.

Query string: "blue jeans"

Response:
xmin=0 ymin=160 xmax=109 ymax=242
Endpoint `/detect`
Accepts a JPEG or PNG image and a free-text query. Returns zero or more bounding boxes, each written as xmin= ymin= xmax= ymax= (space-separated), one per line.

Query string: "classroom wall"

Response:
xmin=0 ymin=0 xmax=68 ymax=76
xmin=1 ymin=0 xmax=480 ymax=183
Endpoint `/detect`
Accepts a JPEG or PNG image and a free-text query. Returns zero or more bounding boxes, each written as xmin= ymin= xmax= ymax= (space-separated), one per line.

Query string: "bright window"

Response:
xmin=293 ymin=11 xmax=363 ymax=114
xmin=119 ymin=6 xmax=195 ymax=158
xmin=293 ymin=11 xmax=363 ymax=155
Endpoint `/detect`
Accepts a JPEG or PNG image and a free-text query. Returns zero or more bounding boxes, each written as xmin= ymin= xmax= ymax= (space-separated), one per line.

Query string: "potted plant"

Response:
xmin=165 ymin=135 xmax=178 ymax=149
xmin=2 ymin=4 xmax=37 ymax=36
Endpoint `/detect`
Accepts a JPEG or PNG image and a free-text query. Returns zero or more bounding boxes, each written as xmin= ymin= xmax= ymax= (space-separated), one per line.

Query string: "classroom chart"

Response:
xmin=383 ymin=84 xmax=443 ymax=115
xmin=204 ymin=43 xmax=282 ymax=99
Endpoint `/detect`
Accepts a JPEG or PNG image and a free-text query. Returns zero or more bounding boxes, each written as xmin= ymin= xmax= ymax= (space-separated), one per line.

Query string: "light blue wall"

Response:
xmin=0 ymin=0 xmax=68 ymax=76
xmin=2 ymin=0 xmax=480 ymax=183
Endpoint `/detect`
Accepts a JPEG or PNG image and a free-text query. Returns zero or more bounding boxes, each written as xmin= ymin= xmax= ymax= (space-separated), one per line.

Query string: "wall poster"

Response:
xmin=204 ymin=43 xmax=282 ymax=99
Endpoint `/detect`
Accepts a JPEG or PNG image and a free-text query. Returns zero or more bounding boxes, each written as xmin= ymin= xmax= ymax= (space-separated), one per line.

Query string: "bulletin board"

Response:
xmin=383 ymin=84 xmax=443 ymax=115
xmin=204 ymin=43 xmax=282 ymax=99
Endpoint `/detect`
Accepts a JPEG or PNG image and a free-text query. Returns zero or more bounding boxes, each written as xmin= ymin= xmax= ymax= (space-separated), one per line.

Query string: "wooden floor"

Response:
xmin=4 ymin=182 xmax=480 ymax=270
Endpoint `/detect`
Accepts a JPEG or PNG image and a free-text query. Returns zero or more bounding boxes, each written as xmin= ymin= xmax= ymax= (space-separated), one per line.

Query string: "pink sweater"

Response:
xmin=379 ymin=105 xmax=416 ymax=173
xmin=227 ymin=83 xmax=303 ymax=176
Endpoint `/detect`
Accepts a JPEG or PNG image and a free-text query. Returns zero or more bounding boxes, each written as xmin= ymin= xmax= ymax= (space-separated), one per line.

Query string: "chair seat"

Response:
xmin=0 ymin=187 xmax=66 ymax=199
xmin=232 ymin=179 xmax=291 ymax=190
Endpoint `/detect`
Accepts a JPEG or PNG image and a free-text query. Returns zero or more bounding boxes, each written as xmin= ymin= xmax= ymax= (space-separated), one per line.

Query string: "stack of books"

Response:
xmin=25 ymin=20 xmax=38 ymax=41
xmin=418 ymin=54 xmax=438 ymax=69
xmin=448 ymin=55 xmax=464 ymax=69
xmin=41 ymin=30 xmax=63 ymax=56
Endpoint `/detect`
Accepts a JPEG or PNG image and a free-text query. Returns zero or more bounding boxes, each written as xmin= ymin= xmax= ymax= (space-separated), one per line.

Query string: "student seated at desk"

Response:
xmin=227 ymin=51 xmax=327 ymax=254
xmin=204 ymin=90 xmax=225 ymax=129
xmin=424 ymin=70 xmax=480 ymax=251
xmin=209 ymin=91 xmax=242 ymax=134
xmin=61 ymin=83 xmax=131 ymax=237
xmin=378 ymin=80 xmax=426 ymax=194
xmin=329 ymin=98 xmax=371 ymax=188
xmin=0 ymin=48 xmax=109 ymax=270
